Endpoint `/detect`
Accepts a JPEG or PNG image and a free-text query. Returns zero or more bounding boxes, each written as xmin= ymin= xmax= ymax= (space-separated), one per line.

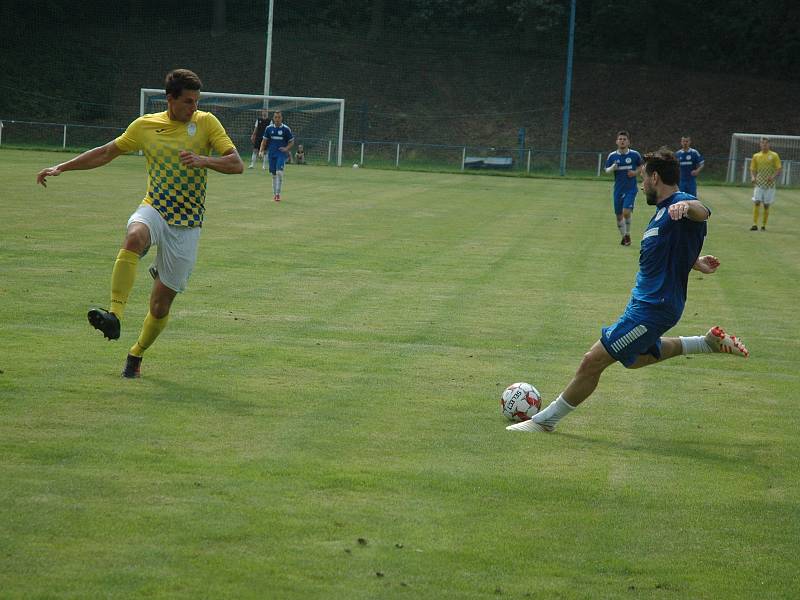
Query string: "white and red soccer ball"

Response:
xmin=500 ymin=382 xmax=542 ymax=422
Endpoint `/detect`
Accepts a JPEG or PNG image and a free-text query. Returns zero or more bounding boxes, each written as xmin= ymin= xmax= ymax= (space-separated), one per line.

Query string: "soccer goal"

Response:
xmin=139 ymin=89 xmax=345 ymax=166
xmin=726 ymin=133 xmax=800 ymax=185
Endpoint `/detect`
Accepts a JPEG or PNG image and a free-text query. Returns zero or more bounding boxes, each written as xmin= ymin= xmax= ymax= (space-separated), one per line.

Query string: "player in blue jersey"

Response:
xmin=675 ymin=136 xmax=704 ymax=196
xmin=604 ymin=131 xmax=643 ymax=246
xmin=509 ymin=148 xmax=748 ymax=433
xmin=258 ymin=110 xmax=294 ymax=202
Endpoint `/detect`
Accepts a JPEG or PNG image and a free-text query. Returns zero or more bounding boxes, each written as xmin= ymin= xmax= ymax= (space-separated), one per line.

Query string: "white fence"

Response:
xmin=3 ymin=117 xmax=794 ymax=183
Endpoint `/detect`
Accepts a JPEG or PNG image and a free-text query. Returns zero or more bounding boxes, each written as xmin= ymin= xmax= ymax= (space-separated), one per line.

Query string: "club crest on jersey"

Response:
xmin=626 ymin=157 xmax=632 ymax=164
xmin=187 ymin=122 xmax=197 ymax=137
xmin=655 ymin=208 xmax=666 ymax=221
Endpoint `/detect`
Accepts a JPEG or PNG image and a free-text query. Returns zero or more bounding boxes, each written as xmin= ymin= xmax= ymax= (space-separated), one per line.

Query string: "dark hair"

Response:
xmin=617 ymin=130 xmax=630 ymax=138
xmin=644 ymin=147 xmax=680 ymax=185
xmin=165 ymin=69 xmax=202 ymax=99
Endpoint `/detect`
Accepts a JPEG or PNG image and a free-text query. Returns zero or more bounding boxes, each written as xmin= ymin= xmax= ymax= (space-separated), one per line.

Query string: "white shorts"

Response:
xmin=127 ymin=203 xmax=201 ymax=293
xmin=752 ymin=187 xmax=776 ymax=205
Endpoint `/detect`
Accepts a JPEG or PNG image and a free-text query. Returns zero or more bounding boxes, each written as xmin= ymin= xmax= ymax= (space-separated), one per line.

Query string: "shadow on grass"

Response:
xmin=129 ymin=375 xmax=261 ymax=417
xmin=557 ymin=432 xmax=767 ymax=469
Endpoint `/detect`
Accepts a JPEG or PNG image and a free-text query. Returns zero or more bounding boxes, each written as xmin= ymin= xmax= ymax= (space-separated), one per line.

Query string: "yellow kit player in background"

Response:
xmin=750 ymin=137 xmax=782 ymax=231
xmin=36 ymin=69 xmax=244 ymax=377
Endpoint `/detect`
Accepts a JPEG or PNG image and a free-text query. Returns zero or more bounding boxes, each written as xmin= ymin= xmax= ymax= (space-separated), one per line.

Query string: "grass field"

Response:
xmin=2 ymin=148 xmax=799 ymax=599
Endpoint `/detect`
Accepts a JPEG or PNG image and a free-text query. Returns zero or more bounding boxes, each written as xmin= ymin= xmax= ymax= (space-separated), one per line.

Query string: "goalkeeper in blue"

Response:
xmin=508 ymin=148 xmax=749 ymax=433
xmin=258 ymin=110 xmax=294 ymax=202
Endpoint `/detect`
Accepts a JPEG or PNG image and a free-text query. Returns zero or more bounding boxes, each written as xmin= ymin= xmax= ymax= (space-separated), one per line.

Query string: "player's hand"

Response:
xmin=36 ymin=166 xmax=62 ymax=187
xmin=179 ymin=150 xmax=207 ymax=168
xmin=627 ymin=169 xmax=637 ymax=178
xmin=694 ymin=255 xmax=720 ymax=274
xmin=668 ymin=201 xmax=690 ymax=220
xmin=751 ymin=176 xmax=756 ymax=184
xmin=279 ymin=146 xmax=289 ymax=155
xmin=690 ymin=169 xmax=699 ymax=176
xmin=258 ymin=151 xmax=264 ymax=159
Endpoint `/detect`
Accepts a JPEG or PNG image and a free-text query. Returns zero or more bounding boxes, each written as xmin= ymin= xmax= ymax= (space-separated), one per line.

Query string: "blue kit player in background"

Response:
xmin=605 ymin=131 xmax=643 ymax=246
xmin=508 ymin=148 xmax=748 ymax=433
xmin=258 ymin=110 xmax=294 ymax=202
xmin=675 ymin=135 xmax=704 ymax=196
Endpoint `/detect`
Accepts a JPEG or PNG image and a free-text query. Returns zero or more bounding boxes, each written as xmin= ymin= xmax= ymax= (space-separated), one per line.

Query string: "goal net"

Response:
xmin=140 ymin=90 xmax=345 ymax=166
xmin=726 ymin=133 xmax=800 ymax=185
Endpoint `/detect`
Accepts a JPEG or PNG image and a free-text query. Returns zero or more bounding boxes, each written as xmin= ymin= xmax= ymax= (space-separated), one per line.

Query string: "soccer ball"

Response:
xmin=352 ymin=163 xmax=360 ymax=168
xmin=500 ymin=382 xmax=542 ymax=422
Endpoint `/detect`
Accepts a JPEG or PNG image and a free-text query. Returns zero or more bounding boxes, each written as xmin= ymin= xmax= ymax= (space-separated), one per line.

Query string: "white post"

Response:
xmin=596 ymin=152 xmax=602 ymax=176
xmin=396 ymin=143 xmax=400 ymax=168
xmin=262 ymin=0 xmax=274 ymax=107
xmin=138 ymin=89 xmax=146 ymax=156
xmin=62 ymin=124 xmax=67 ymax=149
xmin=461 ymin=146 xmax=466 ymax=171
xmin=727 ymin=134 xmax=738 ymax=183
xmin=336 ymin=99 xmax=345 ymax=167
xmin=527 ymin=150 xmax=532 ymax=173
xmin=360 ymin=142 xmax=364 ymax=166
xmin=327 ymin=139 xmax=332 ymax=164
xmin=742 ymin=158 xmax=750 ymax=183
xmin=0 ymin=121 xmax=3 ymax=146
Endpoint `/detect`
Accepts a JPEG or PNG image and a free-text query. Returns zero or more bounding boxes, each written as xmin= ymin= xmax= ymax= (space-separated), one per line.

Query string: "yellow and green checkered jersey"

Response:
xmin=114 ymin=111 xmax=235 ymax=226
xmin=751 ymin=150 xmax=782 ymax=189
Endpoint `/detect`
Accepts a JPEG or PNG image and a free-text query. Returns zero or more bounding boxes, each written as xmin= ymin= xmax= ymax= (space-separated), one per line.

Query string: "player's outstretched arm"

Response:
xmin=258 ymin=138 xmax=267 ymax=158
xmin=179 ymin=148 xmax=244 ymax=174
xmin=36 ymin=140 xmax=123 ymax=187
xmin=692 ymin=255 xmax=720 ymax=274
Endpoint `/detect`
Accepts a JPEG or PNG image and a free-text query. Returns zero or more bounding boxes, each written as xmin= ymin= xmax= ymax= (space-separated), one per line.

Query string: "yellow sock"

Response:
xmin=762 ymin=206 xmax=769 ymax=228
xmin=129 ymin=311 xmax=170 ymax=357
xmin=752 ymin=204 xmax=760 ymax=226
xmin=110 ymin=249 xmax=139 ymax=318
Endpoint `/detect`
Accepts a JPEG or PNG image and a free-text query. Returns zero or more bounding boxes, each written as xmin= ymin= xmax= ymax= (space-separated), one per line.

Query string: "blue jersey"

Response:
xmin=675 ymin=148 xmax=704 ymax=184
xmin=605 ymin=149 xmax=642 ymax=193
xmin=262 ymin=124 xmax=294 ymax=157
xmin=631 ymin=192 xmax=709 ymax=319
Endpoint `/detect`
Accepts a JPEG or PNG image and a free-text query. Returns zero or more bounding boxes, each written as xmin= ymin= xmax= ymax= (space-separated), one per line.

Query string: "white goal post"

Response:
xmin=139 ymin=89 xmax=345 ymax=166
xmin=727 ymin=132 xmax=800 ymax=185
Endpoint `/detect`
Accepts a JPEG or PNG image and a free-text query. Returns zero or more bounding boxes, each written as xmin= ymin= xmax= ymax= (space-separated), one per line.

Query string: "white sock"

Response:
xmin=617 ymin=220 xmax=625 ymax=236
xmin=276 ymin=171 xmax=283 ymax=194
xmin=624 ymin=216 xmax=631 ymax=235
xmin=680 ymin=336 xmax=712 ymax=354
xmin=250 ymin=150 xmax=256 ymax=166
xmin=272 ymin=175 xmax=278 ymax=195
xmin=532 ymin=394 xmax=575 ymax=428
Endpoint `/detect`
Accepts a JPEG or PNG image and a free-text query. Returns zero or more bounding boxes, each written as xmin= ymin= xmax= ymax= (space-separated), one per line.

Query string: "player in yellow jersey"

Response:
xmin=750 ymin=137 xmax=782 ymax=231
xmin=36 ymin=69 xmax=243 ymax=378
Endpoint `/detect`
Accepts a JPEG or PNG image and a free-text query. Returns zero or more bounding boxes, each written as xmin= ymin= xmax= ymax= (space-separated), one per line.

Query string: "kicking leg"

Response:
xmin=88 ymin=222 xmax=150 ymax=340
xmin=628 ymin=327 xmax=749 ymax=369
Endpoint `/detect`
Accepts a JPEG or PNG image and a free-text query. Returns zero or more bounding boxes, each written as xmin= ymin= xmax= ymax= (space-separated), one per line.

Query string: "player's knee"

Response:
xmin=123 ymin=224 xmax=150 ymax=255
xmin=576 ymin=351 xmax=604 ymax=378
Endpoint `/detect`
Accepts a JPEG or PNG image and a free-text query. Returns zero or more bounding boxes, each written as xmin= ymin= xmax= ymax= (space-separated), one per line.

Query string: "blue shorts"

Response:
xmin=613 ymin=189 xmax=637 ymax=214
xmin=600 ymin=301 xmax=677 ymax=368
xmin=679 ymin=180 xmax=697 ymax=197
xmin=268 ymin=153 xmax=287 ymax=174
